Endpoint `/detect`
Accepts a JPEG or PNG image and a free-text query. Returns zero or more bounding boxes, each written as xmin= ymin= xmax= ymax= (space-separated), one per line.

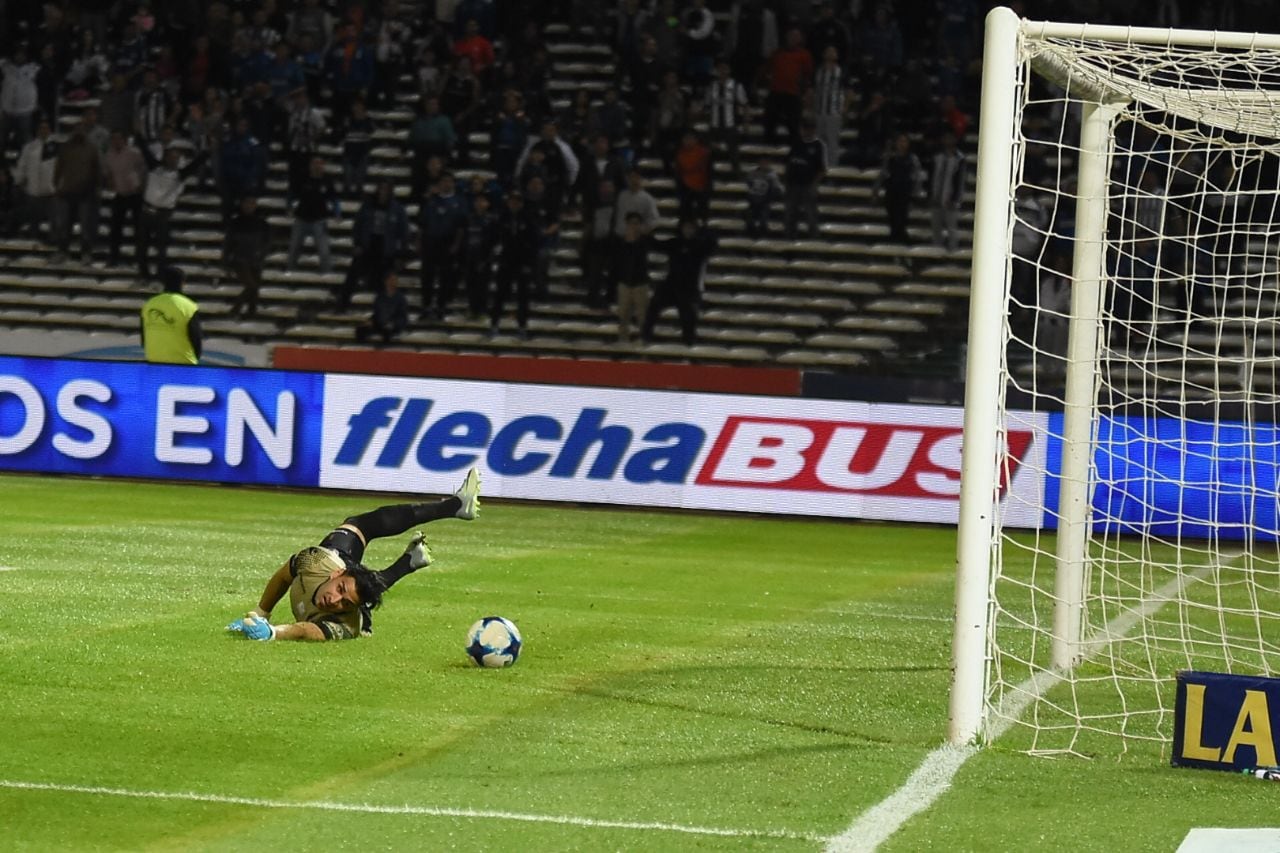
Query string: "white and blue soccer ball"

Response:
xmin=465 ymin=616 xmax=522 ymax=668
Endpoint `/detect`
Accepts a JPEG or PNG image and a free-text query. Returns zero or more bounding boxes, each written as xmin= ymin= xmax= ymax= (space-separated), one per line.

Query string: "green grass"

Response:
xmin=0 ymin=473 xmax=1274 ymax=851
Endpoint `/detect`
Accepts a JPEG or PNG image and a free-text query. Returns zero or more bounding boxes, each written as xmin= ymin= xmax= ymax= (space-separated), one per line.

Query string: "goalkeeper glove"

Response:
xmin=225 ymin=613 xmax=275 ymax=641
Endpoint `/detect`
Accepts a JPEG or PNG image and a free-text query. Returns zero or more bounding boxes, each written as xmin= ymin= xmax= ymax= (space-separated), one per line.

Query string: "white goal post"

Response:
xmin=950 ymin=7 xmax=1280 ymax=752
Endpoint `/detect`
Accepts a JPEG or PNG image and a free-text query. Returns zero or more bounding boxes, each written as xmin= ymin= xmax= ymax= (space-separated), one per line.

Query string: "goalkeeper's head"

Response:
xmin=313 ymin=565 xmax=385 ymax=613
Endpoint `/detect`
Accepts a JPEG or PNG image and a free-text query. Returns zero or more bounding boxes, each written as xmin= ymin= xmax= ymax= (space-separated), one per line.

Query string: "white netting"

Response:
xmin=987 ymin=26 xmax=1280 ymax=757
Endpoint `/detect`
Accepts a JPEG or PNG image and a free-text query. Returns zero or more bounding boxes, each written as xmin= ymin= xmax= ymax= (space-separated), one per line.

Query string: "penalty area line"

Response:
xmin=0 ymin=779 xmax=830 ymax=844
xmin=824 ymin=558 xmax=1224 ymax=853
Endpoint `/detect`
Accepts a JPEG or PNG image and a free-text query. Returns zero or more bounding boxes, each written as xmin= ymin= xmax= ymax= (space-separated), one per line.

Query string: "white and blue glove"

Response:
xmin=226 ymin=613 xmax=275 ymax=641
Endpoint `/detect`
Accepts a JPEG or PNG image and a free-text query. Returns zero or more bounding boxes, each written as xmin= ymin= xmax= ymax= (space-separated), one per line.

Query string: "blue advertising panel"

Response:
xmin=1042 ymin=413 xmax=1280 ymax=540
xmin=1172 ymin=670 xmax=1280 ymax=772
xmin=0 ymin=356 xmax=324 ymax=487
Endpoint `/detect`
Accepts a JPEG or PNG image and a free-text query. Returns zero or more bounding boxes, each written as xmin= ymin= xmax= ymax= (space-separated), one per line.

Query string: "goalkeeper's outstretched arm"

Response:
xmin=255 ymin=560 xmax=292 ymax=618
xmin=272 ymin=622 xmax=327 ymax=641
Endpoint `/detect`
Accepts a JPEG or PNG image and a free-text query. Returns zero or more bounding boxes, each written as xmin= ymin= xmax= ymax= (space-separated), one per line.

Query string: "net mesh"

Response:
xmin=988 ymin=28 xmax=1280 ymax=757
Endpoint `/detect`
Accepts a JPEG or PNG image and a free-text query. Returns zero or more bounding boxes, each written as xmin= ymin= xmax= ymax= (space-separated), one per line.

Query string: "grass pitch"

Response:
xmin=0 ymin=473 xmax=1274 ymax=851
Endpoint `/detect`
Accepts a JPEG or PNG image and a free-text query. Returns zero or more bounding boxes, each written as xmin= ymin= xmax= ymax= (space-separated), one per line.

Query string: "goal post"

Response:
xmin=950 ymin=7 xmax=1280 ymax=752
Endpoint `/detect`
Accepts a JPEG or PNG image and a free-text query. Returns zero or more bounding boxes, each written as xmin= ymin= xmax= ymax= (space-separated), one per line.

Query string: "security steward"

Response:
xmin=140 ymin=266 xmax=202 ymax=365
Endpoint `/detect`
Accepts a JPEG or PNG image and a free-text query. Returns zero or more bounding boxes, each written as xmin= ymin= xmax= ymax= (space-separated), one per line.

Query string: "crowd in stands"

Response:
xmin=0 ymin=0 xmax=1007 ymax=353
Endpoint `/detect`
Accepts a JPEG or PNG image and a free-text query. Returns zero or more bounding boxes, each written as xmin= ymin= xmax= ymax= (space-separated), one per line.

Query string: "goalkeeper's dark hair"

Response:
xmin=345 ymin=565 xmax=386 ymax=609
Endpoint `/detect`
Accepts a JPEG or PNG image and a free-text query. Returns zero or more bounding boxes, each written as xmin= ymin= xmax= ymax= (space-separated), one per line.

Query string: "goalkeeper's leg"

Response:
xmin=340 ymin=467 xmax=481 ymax=543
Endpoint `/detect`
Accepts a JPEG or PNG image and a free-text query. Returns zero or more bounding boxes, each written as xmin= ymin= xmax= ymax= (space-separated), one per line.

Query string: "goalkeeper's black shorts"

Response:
xmin=318 ymin=528 xmax=367 ymax=567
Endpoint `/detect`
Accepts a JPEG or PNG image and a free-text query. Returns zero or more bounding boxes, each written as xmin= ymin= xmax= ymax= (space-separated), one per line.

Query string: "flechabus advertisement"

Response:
xmin=0 ymin=355 xmax=1053 ymax=525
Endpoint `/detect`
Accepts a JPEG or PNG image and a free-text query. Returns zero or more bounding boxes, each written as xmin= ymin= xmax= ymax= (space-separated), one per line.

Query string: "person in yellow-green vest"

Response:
xmin=140 ymin=266 xmax=202 ymax=364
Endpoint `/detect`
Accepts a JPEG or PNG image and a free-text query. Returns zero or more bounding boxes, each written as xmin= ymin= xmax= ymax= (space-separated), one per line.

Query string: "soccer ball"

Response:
xmin=465 ymin=616 xmax=522 ymax=668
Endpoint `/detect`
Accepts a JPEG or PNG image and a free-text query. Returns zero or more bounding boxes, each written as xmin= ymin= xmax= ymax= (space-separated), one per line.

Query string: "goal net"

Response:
xmin=950 ymin=10 xmax=1280 ymax=756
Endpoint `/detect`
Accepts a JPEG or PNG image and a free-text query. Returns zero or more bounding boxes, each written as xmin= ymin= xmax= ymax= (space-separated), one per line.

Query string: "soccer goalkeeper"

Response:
xmin=226 ymin=468 xmax=481 ymax=642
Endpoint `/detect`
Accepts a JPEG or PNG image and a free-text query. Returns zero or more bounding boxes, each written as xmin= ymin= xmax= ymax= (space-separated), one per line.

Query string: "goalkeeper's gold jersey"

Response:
xmin=288 ymin=546 xmax=364 ymax=640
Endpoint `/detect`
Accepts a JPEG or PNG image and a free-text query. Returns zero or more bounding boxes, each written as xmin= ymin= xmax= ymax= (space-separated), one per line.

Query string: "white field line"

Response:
xmin=824 ymin=557 xmax=1227 ymax=853
xmin=0 ymin=779 xmax=831 ymax=844
xmin=0 ymin=566 xmax=20 ymax=571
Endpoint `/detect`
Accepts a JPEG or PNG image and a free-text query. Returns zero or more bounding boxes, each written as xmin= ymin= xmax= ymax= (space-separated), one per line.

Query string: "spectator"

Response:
xmin=220 ymin=117 xmax=268 ymax=220
xmin=66 ymin=29 xmax=111 ymax=99
xmin=808 ymin=1 xmax=851 ymax=64
xmin=52 ymin=119 xmax=102 ymax=264
xmin=418 ymin=171 xmax=467 ymax=319
xmin=615 ymin=0 xmax=650 ymax=71
xmin=34 ymin=42 xmax=59 ymax=125
xmin=643 ymin=218 xmax=718 ymax=346
xmin=596 ymin=87 xmax=630 ymax=156
xmin=103 ymin=130 xmax=146 ymax=268
xmin=242 ymin=81 xmax=280 ymax=151
xmin=580 ymin=135 xmax=627 ymax=205
xmin=653 ymin=70 xmax=687 ymax=173
xmin=325 ymin=22 xmax=375 ymax=130
xmin=645 ymin=0 xmax=683 ymax=70
xmin=614 ymin=168 xmax=659 ymax=238
xmin=930 ymin=131 xmax=966 ymax=252
xmin=141 ymin=266 xmax=201 ymax=365
xmin=372 ymin=1 xmax=413 ymax=109
xmin=673 ymin=130 xmax=713 ymax=224
xmin=416 ymin=46 xmax=442 ymax=100
xmin=744 ymin=156 xmax=784 ymax=237
xmin=0 ymin=45 xmax=40 ymax=161
xmin=80 ymin=106 xmax=110 ymax=159
xmin=784 ymin=120 xmax=827 ymax=239
xmin=266 ymin=42 xmax=305 ymax=104
xmin=582 ymin=179 xmax=617 ymax=309
xmin=355 ymin=271 xmax=410 ymax=344
xmin=613 ymin=211 xmax=651 ymax=343
xmin=342 ymin=98 xmax=375 ymax=197
xmin=341 ymin=181 xmax=410 ymax=308
xmin=134 ymin=69 xmax=173 ymax=145
xmin=288 ymin=0 xmax=332 ymax=54
xmin=223 ymin=195 xmax=272 ymax=316
xmin=937 ymin=94 xmax=970 ymax=140
xmin=453 ymin=18 xmax=496 ymax=79
xmin=813 ymin=46 xmax=846 ymax=168
xmin=726 ymin=0 xmax=779 ymax=87
xmin=408 ymin=96 xmax=456 ymax=195
xmin=98 ymin=73 xmax=136 ymax=137
xmin=560 ymin=89 xmax=601 ymax=158
xmin=12 ymin=116 xmax=57 ymax=243
xmin=515 ymin=119 xmax=579 ymax=211
xmin=138 ymin=145 xmax=209 ymax=279
xmin=115 ymin=21 xmax=150 ymax=78
xmin=489 ymin=189 xmax=539 ymax=338
xmin=877 ymin=133 xmax=925 ymax=244
xmin=624 ymin=35 xmax=664 ymax=156
xmin=706 ymin=59 xmax=750 ymax=174
xmin=862 ymin=7 xmax=905 ymax=75
xmin=183 ymin=34 xmax=215 ymax=100
xmin=287 ymin=156 xmax=338 ymax=274
xmin=852 ymin=91 xmax=892 ymax=168
xmin=296 ymin=34 xmax=326 ymax=101
xmin=184 ymin=98 xmax=223 ymax=191
xmin=764 ymin=29 xmax=813 ymax=146
xmin=439 ymin=56 xmax=482 ymax=166
xmin=0 ymin=166 xmax=15 ymax=236
xmin=461 ymin=190 xmax=498 ymax=317
xmin=523 ymin=174 xmax=561 ymax=298
xmin=680 ymin=0 xmax=718 ymax=86
xmin=490 ymin=89 xmax=529 ymax=187
xmin=285 ymin=88 xmax=326 ymax=202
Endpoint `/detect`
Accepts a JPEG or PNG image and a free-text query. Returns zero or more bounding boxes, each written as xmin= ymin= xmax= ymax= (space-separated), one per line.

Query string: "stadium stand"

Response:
xmin=0 ymin=1 xmax=979 ymax=379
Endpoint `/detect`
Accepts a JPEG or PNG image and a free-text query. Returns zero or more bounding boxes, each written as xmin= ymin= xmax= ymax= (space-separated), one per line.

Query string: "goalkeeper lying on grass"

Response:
xmin=226 ymin=468 xmax=481 ymax=642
